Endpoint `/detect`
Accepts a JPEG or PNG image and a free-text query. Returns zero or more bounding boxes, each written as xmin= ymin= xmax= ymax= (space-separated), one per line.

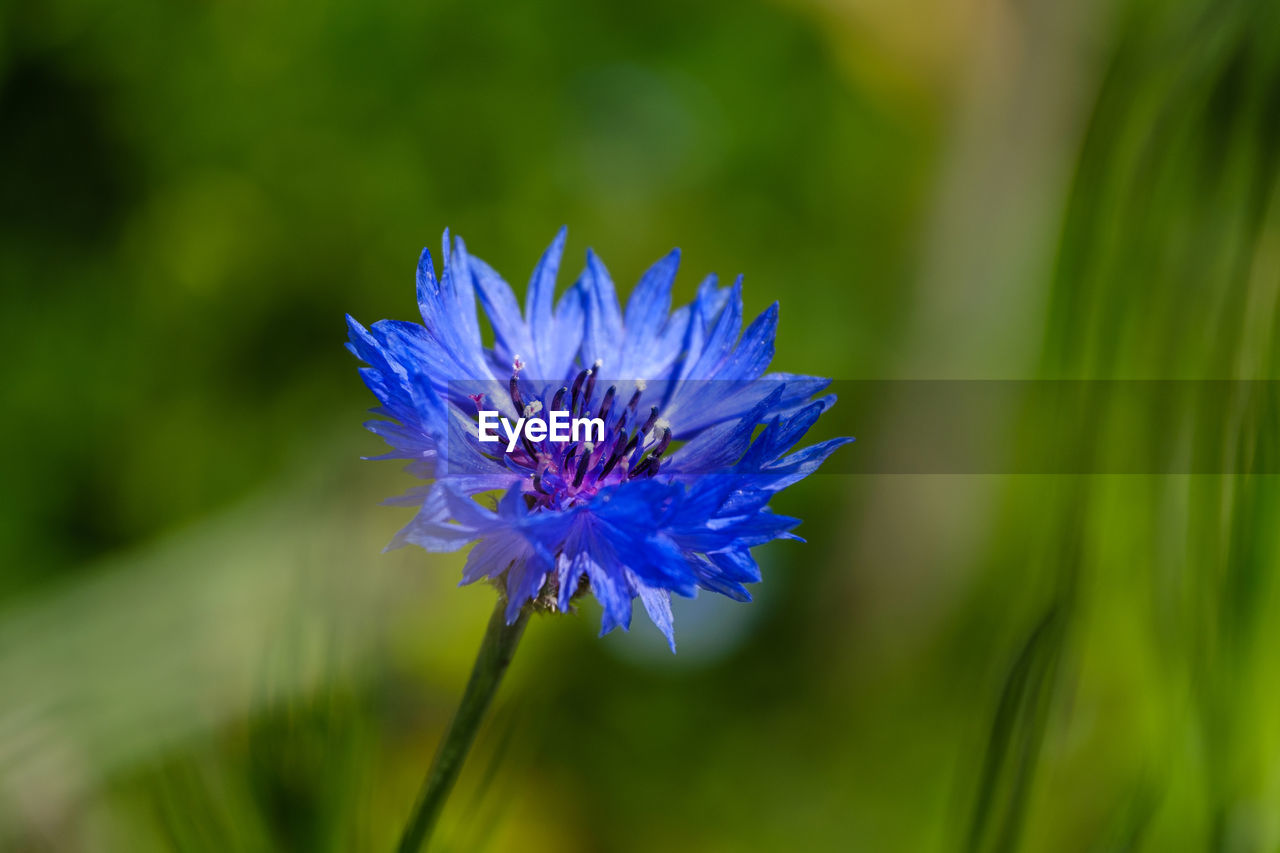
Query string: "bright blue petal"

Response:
xmin=618 ymin=249 xmax=678 ymax=376
xmin=632 ymin=575 xmax=677 ymax=651
xmin=527 ymin=227 xmax=567 ymax=378
xmin=580 ymin=250 xmax=625 ymax=372
xmin=471 ymin=255 xmax=533 ymax=365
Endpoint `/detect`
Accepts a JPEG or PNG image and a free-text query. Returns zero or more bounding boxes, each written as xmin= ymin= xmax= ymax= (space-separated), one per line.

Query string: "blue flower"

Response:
xmin=347 ymin=228 xmax=851 ymax=650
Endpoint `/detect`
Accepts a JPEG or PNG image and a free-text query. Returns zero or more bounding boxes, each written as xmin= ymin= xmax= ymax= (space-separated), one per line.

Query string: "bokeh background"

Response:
xmin=3 ymin=0 xmax=1280 ymax=850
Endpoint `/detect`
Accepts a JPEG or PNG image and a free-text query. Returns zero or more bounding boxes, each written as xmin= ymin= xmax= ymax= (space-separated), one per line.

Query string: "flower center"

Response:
xmin=497 ymin=359 xmax=671 ymax=508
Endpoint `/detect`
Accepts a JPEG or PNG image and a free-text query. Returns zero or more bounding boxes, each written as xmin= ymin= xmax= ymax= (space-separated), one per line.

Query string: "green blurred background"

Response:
xmin=3 ymin=0 xmax=1280 ymax=849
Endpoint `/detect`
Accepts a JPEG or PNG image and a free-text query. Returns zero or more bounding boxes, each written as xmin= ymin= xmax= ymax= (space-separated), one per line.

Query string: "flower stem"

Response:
xmin=396 ymin=599 xmax=529 ymax=853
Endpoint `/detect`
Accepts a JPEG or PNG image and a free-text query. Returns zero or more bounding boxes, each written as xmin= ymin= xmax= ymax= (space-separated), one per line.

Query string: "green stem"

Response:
xmin=396 ymin=598 xmax=529 ymax=853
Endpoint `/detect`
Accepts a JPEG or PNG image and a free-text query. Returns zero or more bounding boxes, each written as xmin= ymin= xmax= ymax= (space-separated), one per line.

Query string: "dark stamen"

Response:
xmin=651 ymin=426 xmax=673 ymax=458
xmin=508 ymin=376 xmax=524 ymax=413
xmin=600 ymin=449 xmax=623 ymax=478
xmin=570 ymin=368 xmax=589 ymax=412
xmin=638 ymin=406 xmax=659 ymax=438
xmin=631 ymin=451 xmax=665 ymax=479
xmin=582 ymin=370 xmax=597 ymax=413
xmin=597 ymin=385 xmax=616 ymax=422
xmin=573 ymin=446 xmax=592 ymax=487
xmin=551 ymin=385 xmax=568 ymax=413
xmin=629 ymin=427 xmax=671 ymax=478
xmin=624 ymin=406 xmax=659 ymax=457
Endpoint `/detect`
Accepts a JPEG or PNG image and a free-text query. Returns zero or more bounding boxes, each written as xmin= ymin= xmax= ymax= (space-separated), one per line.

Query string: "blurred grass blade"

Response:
xmin=966 ymin=604 xmax=1067 ymax=853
